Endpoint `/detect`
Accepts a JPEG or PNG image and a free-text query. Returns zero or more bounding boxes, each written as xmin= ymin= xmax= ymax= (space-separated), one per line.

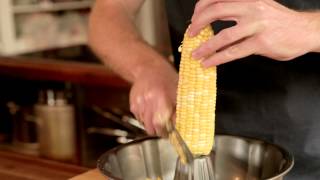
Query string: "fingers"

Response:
xmin=189 ymin=0 xmax=267 ymax=66
xmin=143 ymin=110 xmax=156 ymax=135
xmin=151 ymin=95 xmax=175 ymax=137
xmin=194 ymin=0 xmax=257 ymax=15
xmin=192 ymin=23 xmax=258 ymax=59
xmin=201 ymin=38 xmax=257 ymax=67
xmin=130 ymin=89 xmax=175 ymax=136
xmin=171 ymin=111 xmax=176 ymax=124
xmin=153 ymin=109 xmax=171 ymax=137
xmin=190 ymin=2 xmax=246 ymax=36
xmin=129 ymin=98 xmax=140 ymax=122
xmin=130 ymin=95 xmax=156 ymax=135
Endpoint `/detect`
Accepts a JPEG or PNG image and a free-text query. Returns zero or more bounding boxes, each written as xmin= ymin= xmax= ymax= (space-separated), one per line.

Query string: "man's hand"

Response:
xmin=189 ymin=0 xmax=320 ymax=67
xmin=89 ymin=0 xmax=178 ymax=137
xmin=130 ymin=67 xmax=178 ymax=136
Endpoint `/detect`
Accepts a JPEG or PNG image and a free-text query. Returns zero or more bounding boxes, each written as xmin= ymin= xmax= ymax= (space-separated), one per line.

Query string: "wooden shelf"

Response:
xmin=12 ymin=38 xmax=87 ymax=56
xmin=13 ymin=0 xmax=93 ymax=14
xmin=0 ymin=57 xmax=129 ymax=87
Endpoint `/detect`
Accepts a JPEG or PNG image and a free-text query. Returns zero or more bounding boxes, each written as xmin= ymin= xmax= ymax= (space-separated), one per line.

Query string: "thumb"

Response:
xmin=153 ymin=106 xmax=173 ymax=137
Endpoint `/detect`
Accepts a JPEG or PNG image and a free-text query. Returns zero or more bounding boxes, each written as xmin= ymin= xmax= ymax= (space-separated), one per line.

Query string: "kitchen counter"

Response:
xmin=0 ymin=150 xmax=88 ymax=180
xmin=70 ymin=169 xmax=106 ymax=180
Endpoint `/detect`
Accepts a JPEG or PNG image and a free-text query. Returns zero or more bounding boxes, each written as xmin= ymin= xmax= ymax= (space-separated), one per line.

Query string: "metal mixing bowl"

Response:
xmin=97 ymin=135 xmax=294 ymax=180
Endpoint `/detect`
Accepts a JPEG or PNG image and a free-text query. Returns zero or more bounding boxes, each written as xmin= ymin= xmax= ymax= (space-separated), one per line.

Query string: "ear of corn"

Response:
xmin=176 ymin=26 xmax=216 ymax=156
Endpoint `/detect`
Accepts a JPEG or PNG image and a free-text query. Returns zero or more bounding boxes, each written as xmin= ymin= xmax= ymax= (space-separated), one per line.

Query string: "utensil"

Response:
xmin=174 ymin=155 xmax=215 ymax=180
xmin=87 ymin=127 xmax=136 ymax=144
xmin=97 ymin=135 xmax=294 ymax=180
xmin=166 ymin=121 xmax=216 ymax=180
xmin=166 ymin=121 xmax=194 ymax=165
xmin=91 ymin=106 xmax=146 ymax=136
xmin=166 ymin=121 xmax=195 ymax=180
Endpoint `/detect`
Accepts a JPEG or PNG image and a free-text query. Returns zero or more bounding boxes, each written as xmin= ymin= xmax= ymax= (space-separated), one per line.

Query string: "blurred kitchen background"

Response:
xmin=0 ymin=0 xmax=172 ymax=177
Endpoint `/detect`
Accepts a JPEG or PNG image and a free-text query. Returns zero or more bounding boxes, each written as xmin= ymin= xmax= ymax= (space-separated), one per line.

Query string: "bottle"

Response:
xmin=34 ymin=89 xmax=76 ymax=162
xmin=7 ymin=101 xmax=39 ymax=155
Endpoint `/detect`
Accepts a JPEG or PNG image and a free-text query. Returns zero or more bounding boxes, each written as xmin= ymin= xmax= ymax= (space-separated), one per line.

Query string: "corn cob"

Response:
xmin=176 ymin=26 xmax=216 ymax=156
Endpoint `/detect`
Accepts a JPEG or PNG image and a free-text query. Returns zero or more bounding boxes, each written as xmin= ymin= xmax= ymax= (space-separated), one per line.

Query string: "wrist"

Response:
xmin=133 ymin=54 xmax=178 ymax=84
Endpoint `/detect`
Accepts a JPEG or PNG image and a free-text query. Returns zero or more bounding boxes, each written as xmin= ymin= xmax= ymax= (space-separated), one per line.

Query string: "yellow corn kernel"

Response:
xmin=176 ymin=26 xmax=216 ymax=156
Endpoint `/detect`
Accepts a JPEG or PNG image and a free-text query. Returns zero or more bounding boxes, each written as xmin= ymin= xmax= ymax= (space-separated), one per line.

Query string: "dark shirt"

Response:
xmin=165 ymin=0 xmax=320 ymax=179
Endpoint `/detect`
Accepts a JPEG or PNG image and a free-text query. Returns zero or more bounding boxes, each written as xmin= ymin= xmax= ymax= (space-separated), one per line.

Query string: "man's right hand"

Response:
xmin=129 ymin=67 xmax=178 ymax=137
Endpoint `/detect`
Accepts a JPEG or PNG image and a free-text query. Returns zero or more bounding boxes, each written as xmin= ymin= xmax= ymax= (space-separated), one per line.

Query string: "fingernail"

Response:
xmin=192 ymin=51 xmax=202 ymax=60
xmin=188 ymin=27 xmax=197 ymax=37
xmin=201 ymin=60 xmax=210 ymax=68
xmin=130 ymin=105 xmax=135 ymax=113
xmin=157 ymin=113 xmax=167 ymax=126
xmin=146 ymin=129 xmax=155 ymax=135
xmin=188 ymin=30 xmax=195 ymax=37
xmin=202 ymin=60 xmax=217 ymax=68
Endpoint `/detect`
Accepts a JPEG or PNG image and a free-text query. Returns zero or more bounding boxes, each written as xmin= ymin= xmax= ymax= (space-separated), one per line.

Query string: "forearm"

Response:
xmin=88 ymin=0 xmax=176 ymax=83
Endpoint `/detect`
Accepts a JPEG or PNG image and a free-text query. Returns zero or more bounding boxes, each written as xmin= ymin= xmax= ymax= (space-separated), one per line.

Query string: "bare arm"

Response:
xmin=89 ymin=0 xmax=176 ymax=83
xmin=89 ymin=0 xmax=178 ymax=136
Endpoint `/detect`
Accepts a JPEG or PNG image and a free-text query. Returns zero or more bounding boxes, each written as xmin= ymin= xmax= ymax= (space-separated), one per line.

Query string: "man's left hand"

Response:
xmin=189 ymin=0 xmax=320 ymax=67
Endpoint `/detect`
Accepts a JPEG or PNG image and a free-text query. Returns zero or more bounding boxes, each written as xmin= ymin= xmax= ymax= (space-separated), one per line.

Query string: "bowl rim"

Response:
xmin=97 ymin=134 xmax=294 ymax=180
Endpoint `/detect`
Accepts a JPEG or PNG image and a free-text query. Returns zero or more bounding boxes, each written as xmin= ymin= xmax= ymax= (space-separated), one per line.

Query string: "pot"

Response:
xmin=97 ymin=135 xmax=294 ymax=180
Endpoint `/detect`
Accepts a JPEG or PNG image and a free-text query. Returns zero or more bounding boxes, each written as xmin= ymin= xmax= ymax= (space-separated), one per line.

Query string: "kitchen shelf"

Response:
xmin=13 ymin=37 xmax=87 ymax=55
xmin=0 ymin=0 xmax=92 ymax=56
xmin=13 ymin=0 xmax=93 ymax=14
xmin=0 ymin=57 xmax=129 ymax=87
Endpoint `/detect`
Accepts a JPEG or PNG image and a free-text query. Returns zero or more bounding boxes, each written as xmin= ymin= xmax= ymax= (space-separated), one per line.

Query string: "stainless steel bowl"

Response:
xmin=98 ymin=135 xmax=294 ymax=180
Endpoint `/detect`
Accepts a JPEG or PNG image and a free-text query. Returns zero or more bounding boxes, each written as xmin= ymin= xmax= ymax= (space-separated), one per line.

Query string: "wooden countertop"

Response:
xmin=0 ymin=150 xmax=89 ymax=180
xmin=70 ymin=169 xmax=106 ymax=180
